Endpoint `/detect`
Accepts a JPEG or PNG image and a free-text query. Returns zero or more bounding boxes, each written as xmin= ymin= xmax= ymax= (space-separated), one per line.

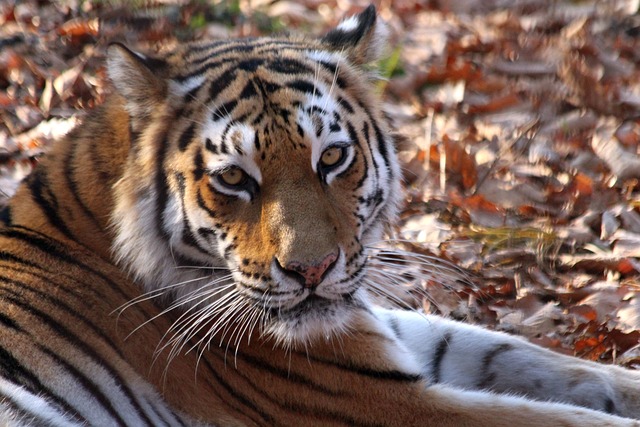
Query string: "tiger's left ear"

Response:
xmin=320 ymin=5 xmax=389 ymax=65
xmin=106 ymin=43 xmax=170 ymax=126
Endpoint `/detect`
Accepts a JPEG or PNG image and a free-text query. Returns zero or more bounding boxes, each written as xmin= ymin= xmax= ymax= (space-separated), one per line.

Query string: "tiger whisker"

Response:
xmin=162 ymin=288 xmax=240 ymax=350
xmin=114 ymin=273 xmax=230 ymax=316
xmin=126 ymin=278 xmax=236 ymax=341
xmin=362 ymin=277 xmax=418 ymax=310
xmin=153 ymin=284 xmax=240 ymax=365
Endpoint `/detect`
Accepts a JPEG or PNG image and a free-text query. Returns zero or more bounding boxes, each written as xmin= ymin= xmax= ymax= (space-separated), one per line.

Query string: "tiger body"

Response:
xmin=1 ymin=6 xmax=640 ymax=426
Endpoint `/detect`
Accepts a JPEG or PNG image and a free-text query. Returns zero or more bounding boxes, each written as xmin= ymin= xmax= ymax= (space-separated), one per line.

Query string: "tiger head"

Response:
xmin=109 ymin=6 xmax=401 ymax=346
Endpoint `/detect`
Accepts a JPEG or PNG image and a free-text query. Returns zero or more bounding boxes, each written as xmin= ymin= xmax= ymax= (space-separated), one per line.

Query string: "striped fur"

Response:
xmin=1 ymin=5 xmax=640 ymax=426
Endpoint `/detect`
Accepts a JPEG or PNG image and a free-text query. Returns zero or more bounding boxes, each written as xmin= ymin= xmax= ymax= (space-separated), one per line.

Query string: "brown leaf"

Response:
xmin=466 ymin=92 xmax=520 ymax=115
xmin=429 ymin=135 xmax=477 ymax=189
xmin=575 ymin=335 xmax=607 ymax=361
xmin=56 ymin=18 xmax=99 ymax=37
xmin=568 ymin=304 xmax=598 ymax=322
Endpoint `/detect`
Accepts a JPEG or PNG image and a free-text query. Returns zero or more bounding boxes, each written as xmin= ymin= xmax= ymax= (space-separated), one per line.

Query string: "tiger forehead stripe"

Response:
xmin=176 ymin=42 xmax=323 ymax=83
xmin=201 ymin=118 xmax=262 ymax=183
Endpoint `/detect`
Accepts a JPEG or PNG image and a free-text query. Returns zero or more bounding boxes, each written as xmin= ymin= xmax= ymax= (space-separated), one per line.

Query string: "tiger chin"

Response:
xmin=2 ymin=5 xmax=640 ymax=427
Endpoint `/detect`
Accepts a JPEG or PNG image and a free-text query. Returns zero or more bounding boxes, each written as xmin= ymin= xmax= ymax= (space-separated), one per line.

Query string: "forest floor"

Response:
xmin=1 ymin=0 xmax=640 ymax=366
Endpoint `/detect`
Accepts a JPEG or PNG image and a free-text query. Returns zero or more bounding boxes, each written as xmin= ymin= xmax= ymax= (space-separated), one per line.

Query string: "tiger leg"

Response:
xmin=373 ymin=307 xmax=640 ymax=419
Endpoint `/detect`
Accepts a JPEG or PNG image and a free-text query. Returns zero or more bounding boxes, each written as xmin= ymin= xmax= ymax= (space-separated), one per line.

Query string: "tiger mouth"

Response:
xmin=265 ymin=290 xmax=359 ymax=320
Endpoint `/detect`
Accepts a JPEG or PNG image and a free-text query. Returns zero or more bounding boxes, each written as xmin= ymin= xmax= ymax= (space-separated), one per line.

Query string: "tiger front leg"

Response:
xmin=374 ymin=307 xmax=640 ymax=419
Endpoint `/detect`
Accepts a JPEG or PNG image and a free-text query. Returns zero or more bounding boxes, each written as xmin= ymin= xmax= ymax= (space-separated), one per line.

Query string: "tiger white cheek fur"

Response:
xmin=1 ymin=5 xmax=640 ymax=427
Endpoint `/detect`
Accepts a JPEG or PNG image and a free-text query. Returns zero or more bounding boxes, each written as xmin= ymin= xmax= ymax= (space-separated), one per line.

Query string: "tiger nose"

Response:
xmin=278 ymin=252 xmax=338 ymax=288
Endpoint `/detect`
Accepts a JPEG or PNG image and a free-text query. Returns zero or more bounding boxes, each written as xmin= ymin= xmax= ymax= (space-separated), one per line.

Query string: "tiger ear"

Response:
xmin=320 ymin=5 xmax=388 ymax=65
xmin=106 ymin=43 xmax=169 ymax=122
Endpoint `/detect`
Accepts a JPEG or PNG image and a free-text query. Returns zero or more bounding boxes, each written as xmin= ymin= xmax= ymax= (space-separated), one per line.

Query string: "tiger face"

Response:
xmin=109 ymin=6 xmax=400 ymax=345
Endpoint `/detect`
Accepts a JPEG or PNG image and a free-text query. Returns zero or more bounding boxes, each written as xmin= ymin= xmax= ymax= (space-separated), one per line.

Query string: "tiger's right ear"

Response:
xmin=320 ymin=5 xmax=389 ymax=65
xmin=106 ymin=43 xmax=169 ymax=121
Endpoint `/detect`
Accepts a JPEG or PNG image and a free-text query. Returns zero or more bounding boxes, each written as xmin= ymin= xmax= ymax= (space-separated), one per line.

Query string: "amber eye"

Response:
xmin=320 ymin=147 xmax=344 ymax=167
xmin=219 ymin=167 xmax=246 ymax=186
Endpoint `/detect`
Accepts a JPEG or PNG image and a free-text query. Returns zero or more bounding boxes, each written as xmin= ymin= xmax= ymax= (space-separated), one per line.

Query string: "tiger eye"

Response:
xmin=219 ymin=167 xmax=245 ymax=186
xmin=320 ymin=147 xmax=343 ymax=167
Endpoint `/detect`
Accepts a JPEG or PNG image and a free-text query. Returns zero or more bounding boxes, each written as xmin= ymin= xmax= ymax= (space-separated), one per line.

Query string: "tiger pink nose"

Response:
xmin=283 ymin=252 xmax=338 ymax=288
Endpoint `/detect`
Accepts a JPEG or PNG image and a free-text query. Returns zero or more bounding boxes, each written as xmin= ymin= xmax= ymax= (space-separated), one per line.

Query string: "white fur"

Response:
xmin=336 ymin=15 xmax=361 ymax=33
xmin=168 ymin=76 xmax=206 ymax=97
xmin=201 ymin=119 xmax=262 ymax=193
xmin=0 ymin=378 xmax=83 ymax=427
xmin=373 ymin=307 xmax=640 ymax=416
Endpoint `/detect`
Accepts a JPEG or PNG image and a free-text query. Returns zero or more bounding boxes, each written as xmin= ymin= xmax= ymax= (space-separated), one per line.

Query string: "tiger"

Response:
xmin=1 ymin=5 xmax=639 ymax=426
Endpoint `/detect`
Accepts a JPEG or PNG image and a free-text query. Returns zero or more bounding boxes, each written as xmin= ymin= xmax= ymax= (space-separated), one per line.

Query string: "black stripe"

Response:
xmin=431 ymin=333 xmax=452 ymax=384
xmin=0 ymin=250 xmax=42 ymax=270
xmin=186 ymin=39 xmax=232 ymax=56
xmin=267 ymin=57 xmax=312 ymax=75
xmin=294 ymin=348 xmax=422 ymax=383
xmin=39 ymin=346 xmax=130 ymax=427
xmin=234 ymin=351 xmax=347 ymax=397
xmin=208 ymin=68 xmax=237 ymax=100
xmin=317 ymin=61 xmax=347 ymax=89
xmin=178 ymin=42 xmax=328 ymax=87
xmin=306 ymin=105 xmax=327 ymax=116
xmin=346 ymin=122 xmax=369 ymax=190
xmin=211 ymin=100 xmax=238 ymax=122
xmin=220 ymin=121 xmax=234 ymax=153
xmin=0 ymin=345 xmax=86 ymax=424
xmin=197 ymin=227 xmax=216 ymax=243
xmin=287 ymin=79 xmax=322 ymax=97
xmin=253 ymin=129 xmax=261 ymax=151
xmin=0 ymin=394 xmax=42 ymax=426
xmin=142 ymin=397 xmax=186 ymax=427
xmin=477 ymin=343 xmax=513 ymax=389
xmin=180 ymin=40 xmax=306 ymax=79
xmin=178 ymin=123 xmax=196 ymax=152
xmin=183 ymin=84 xmax=201 ymax=103
xmin=193 ymin=150 xmax=204 ymax=181
xmin=220 ymin=137 xmax=229 ymax=154
xmin=361 ymin=117 xmax=380 ymax=189
xmin=605 ymin=398 xmax=616 ymax=414
xmin=0 ymin=311 xmax=20 ymax=330
xmin=3 ymin=293 xmax=155 ymax=426
xmin=0 ymin=253 xmax=103 ymax=303
xmin=237 ymin=58 xmax=264 ymax=72
xmin=174 ymin=173 xmax=212 ymax=257
xmin=205 ymin=137 xmax=218 ymax=154
xmin=337 ymin=96 xmax=354 ymax=114
xmin=0 ymin=274 xmax=125 ymax=359
xmin=25 ymin=167 xmax=75 ymax=240
xmin=322 ymin=4 xmax=376 ymax=48
xmin=0 ymin=227 xmax=158 ymax=334
xmin=0 ymin=345 xmax=39 ymax=391
xmin=154 ymin=134 xmax=171 ymax=242
xmin=258 ymin=80 xmax=281 ymax=96
xmin=0 ymin=206 xmax=11 ymax=225
xmin=239 ymin=80 xmax=258 ymax=99
xmin=196 ymin=354 xmax=272 ymax=425
xmin=196 ymin=189 xmax=217 ymax=219
xmin=365 ymin=107 xmax=390 ymax=169
xmin=211 ymin=348 xmax=387 ymax=427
